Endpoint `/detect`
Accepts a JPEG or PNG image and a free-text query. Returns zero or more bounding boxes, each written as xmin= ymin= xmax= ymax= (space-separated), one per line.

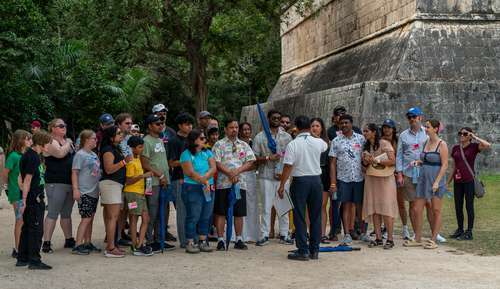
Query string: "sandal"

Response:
xmin=424 ymin=240 xmax=438 ymax=249
xmin=383 ymin=240 xmax=395 ymax=250
xmin=368 ymin=239 xmax=383 ymax=248
xmin=321 ymin=236 xmax=331 ymax=244
xmin=403 ymin=239 xmax=423 ymax=247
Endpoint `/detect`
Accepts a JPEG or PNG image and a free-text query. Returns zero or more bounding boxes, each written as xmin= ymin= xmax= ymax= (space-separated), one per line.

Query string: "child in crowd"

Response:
xmin=124 ymin=136 xmax=153 ymax=256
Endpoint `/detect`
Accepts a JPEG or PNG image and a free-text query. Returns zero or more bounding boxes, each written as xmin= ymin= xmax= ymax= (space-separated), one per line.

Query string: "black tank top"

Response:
xmin=45 ymin=140 xmax=75 ymax=184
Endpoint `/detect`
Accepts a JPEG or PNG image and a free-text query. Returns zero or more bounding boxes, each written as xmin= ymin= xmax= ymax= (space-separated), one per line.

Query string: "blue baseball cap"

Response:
xmin=99 ymin=113 xmax=114 ymax=126
xmin=382 ymin=119 xmax=396 ymax=129
xmin=406 ymin=107 xmax=423 ymax=117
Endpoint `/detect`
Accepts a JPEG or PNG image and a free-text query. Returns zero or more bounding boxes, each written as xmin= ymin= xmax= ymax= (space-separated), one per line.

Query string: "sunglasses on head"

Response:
xmin=458 ymin=131 xmax=469 ymax=136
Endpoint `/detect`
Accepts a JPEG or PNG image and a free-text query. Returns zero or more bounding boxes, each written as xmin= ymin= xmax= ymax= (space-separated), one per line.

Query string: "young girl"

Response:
xmin=2 ymin=130 xmax=32 ymax=258
xmin=72 ymin=130 xmax=101 ymax=255
xmin=17 ymin=131 xmax=52 ymax=270
xmin=123 ymin=136 xmax=153 ymax=256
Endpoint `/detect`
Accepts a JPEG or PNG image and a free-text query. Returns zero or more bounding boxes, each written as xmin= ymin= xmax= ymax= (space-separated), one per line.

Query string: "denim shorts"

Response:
xmin=13 ymin=200 xmax=24 ymax=220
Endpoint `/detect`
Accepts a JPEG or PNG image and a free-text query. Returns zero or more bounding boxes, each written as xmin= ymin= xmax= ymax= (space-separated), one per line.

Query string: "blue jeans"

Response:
xmin=182 ymin=183 xmax=214 ymax=240
xmin=290 ymin=175 xmax=322 ymax=255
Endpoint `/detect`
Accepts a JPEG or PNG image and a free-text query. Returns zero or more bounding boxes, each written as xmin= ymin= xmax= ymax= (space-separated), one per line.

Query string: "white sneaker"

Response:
xmin=402 ymin=225 xmax=411 ymax=240
xmin=341 ymin=234 xmax=352 ymax=244
xmin=360 ymin=233 xmax=371 ymax=243
xmin=436 ymin=234 xmax=447 ymax=243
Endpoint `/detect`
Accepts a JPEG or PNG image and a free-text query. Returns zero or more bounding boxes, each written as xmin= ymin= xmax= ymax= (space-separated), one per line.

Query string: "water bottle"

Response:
xmin=145 ymin=177 xmax=153 ymax=195
xmin=234 ymin=183 xmax=241 ymax=200
xmin=203 ymin=184 xmax=212 ymax=202
xmin=412 ymin=165 xmax=419 ymax=184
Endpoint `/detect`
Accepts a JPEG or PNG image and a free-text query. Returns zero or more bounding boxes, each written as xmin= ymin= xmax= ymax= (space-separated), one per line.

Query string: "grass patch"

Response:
xmin=439 ymin=174 xmax=500 ymax=256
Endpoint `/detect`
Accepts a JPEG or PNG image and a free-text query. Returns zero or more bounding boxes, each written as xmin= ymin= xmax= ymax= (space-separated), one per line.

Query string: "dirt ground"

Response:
xmin=0 ymin=196 xmax=499 ymax=289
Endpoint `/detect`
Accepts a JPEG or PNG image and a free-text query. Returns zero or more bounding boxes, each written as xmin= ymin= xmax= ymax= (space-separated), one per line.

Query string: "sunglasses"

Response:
xmin=55 ymin=124 xmax=67 ymax=129
xmin=153 ymin=122 xmax=164 ymax=127
xmin=458 ymin=132 xmax=469 ymax=136
xmin=199 ymin=136 xmax=206 ymax=140
xmin=407 ymin=115 xmax=418 ymax=120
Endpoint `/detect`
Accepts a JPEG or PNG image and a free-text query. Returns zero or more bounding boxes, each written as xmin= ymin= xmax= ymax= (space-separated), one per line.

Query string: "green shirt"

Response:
xmin=142 ymin=135 xmax=170 ymax=186
xmin=5 ymin=151 xmax=22 ymax=203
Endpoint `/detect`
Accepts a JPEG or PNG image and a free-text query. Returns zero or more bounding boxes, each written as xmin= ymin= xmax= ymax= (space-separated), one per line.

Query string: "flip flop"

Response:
xmin=403 ymin=240 xmax=423 ymax=247
xmin=424 ymin=240 xmax=438 ymax=249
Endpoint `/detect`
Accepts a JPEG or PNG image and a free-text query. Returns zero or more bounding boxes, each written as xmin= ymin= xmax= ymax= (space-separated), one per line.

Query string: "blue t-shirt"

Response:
xmin=180 ymin=149 xmax=214 ymax=185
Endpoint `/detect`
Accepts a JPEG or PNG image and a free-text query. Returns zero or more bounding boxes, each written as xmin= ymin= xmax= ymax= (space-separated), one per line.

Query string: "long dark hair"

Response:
xmin=100 ymin=125 xmax=120 ymax=154
xmin=238 ymin=122 xmax=252 ymax=138
xmin=310 ymin=117 xmax=329 ymax=143
xmin=187 ymin=129 xmax=205 ymax=155
xmin=382 ymin=126 xmax=398 ymax=147
xmin=363 ymin=123 xmax=381 ymax=152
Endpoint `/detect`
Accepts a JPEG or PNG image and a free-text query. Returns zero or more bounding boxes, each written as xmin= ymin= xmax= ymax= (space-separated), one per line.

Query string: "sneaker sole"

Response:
xmin=72 ymin=251 xmax=90 ymax=255
xmin=133 ymin=252 xmax=154 ymax=256
xmin=256 ymin=242 xmax=269 ymax=246
xmin=104 ymin=252 xmax=125 ymax=258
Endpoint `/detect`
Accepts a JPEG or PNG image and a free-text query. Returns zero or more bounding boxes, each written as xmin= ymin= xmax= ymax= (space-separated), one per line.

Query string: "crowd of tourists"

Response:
xmin=0 ymin=103 xmax=492 ymax=269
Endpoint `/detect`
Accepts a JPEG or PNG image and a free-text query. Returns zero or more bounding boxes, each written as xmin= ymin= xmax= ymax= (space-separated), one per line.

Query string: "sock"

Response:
xmin=236 ymin=236 xmax=243 ymax=242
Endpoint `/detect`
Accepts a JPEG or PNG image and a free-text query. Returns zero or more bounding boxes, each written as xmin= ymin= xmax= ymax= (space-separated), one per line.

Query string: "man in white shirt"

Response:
xmin=278 ymin=116 xmax=328 ymax=261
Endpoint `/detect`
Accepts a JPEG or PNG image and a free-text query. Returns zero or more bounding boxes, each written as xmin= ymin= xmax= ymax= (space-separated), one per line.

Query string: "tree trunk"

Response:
xmin=186 ymin=41 xmax=208 ymax=114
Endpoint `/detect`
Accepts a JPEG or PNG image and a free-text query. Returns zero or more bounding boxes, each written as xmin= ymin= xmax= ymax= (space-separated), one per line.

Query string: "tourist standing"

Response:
xmin=180 ymin=129 xmax=216 ymax=253
xmin=42 ymin=118 xmax=76 ymax=253
xmin=168 ymin=112 xmax=195 ymax=248
xmin=329 ymin=114 xmax=365 ymax=245
xmin=212 ymin=118 xmax=256 ymax=251
xmin=99 ymin=126 xmax=127 ymax=257
xmin=361 ymin=124 xmax=398 ymax=249
xmin=16 ymin=131 xmax=53 ymax=269
xmin=3 ymin=130 xmax=32 ymax=258
xmin=197 ymin=111 xmax=213 ymax=134
xmin=254 ymin=110 xmax=293 ymax=246
xmin=141 ymin=114 xmax=173 ymax=252
xmin=448 ymin=127 xmax=491 ymax=240
xmin=71 ymin=130 xmax=101 ymax=255
xmin=279 ymin=115 xmax=328 ymax=261
xmin=239 ymin=122 xmax=260 ymax=243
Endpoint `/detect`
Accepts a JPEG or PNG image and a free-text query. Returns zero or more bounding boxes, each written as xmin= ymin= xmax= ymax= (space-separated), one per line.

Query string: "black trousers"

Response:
xmin=17 ymin=197 xmax=45 ymax=264
xmin=454 ymin=181 xmax=475 ymax=231
xmin=290 ymin=175 xmax=322 ymax=255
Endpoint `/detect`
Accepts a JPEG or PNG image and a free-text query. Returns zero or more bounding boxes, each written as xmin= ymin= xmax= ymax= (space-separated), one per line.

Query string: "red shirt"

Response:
xmin=451 ymin=143 xmax=480 ymax=183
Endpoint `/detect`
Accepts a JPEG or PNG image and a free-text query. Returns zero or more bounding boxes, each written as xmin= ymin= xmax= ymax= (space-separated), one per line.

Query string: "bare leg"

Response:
xmin=425 ymin=201 xmax=433 ymax=230
xmin=104 ymin=204 xmax=121 ymax=250
xmin=234 ymin=217 xmax=243 ymax=236
xmin=430 ymin=197 xmax=443 ymax=241
xmin=13 ymin=203 xmax=23 ymax=250
xmin=409 ymin=201 xmax=416 ymax=234
xmin=60 ymin=218 xmax=73 ymax=239
xmin=270 ymin=207 xmax=276 ymax=238
xmin=215 ymin=215 xmax=225 ymax=237
xmin=43 ymin=217 xmax=57 ymax=242
xmin=129 ymin=215 xmax=138 ymax=247
xmin=85 ymin=215 xmax=94 ymax=243
xmin=139 ymin=212 xmax=149 ymax=246
xmin=413 ymin=199 xmax=426 ymax=242
xmin=373 ymin=214 xmax=382 ymax=240
xmin=321 ymin=191 xmax=328 ymax=237
xmin=397 ymin=188 xmax=408 ymax=226
xmin=383 ymin=215 xmax=395 ymax=241
xmin=75 ymin=217 xmax=91 ymax=246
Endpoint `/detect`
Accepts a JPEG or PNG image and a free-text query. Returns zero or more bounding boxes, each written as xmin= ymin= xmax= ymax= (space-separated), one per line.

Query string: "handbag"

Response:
xmin=459 ymin=145 xmax=486 ymax=198
xmin=365 ymin=152 xmax=395 ymax=177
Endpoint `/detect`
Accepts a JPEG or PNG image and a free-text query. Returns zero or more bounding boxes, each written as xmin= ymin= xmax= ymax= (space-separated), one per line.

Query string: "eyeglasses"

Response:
xmin=153 ymin=122 xmax=164 ymax=127
xmin=458 ymin=132 xmax=469 ymax=136
xmin=55 ymin=124 xmax=67 ymax=129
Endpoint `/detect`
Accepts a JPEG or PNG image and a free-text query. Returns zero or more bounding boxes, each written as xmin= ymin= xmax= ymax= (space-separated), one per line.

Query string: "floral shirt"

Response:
xmin=213 ymin=137 xmax=256 ymax=190
xmin=329 ymin=132 xmax=365 ymax=183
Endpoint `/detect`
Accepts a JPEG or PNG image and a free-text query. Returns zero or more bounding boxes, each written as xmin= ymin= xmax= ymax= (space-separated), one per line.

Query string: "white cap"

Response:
xmin=152 ymin=103 xmax=167 ymax=113
xmin=131 ymin=124 xmax=140 ymax=131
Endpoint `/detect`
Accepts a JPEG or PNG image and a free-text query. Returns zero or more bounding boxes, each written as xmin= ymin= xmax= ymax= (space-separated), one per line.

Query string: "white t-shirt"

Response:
xmin=283 ymin=132 xmax=328 ymax=177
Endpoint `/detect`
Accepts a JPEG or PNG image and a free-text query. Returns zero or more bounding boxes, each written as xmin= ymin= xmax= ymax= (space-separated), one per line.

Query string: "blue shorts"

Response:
xmin=338 ymin=180 xmax=364 ymax=204
xmin=13 ymin=200 xmax=24 ymax=220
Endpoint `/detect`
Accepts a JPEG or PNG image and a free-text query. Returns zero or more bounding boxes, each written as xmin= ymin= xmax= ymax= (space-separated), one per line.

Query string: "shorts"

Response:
xmin=338 ymin=180 xmax=364 ymax=204
xmin=402 ymin=176 xmax=417 ymax=202
xmin=45 ymin=183 xmax=74 ymax=219
xmin=214 ymin=188 xmax=247 ymax=217
xmin=13 ymin=200 xmax=24 ymax=220
xmin=99 ymin=180 xmax=123 ymax=205
xmin=123 ymin=192 xmax=148 ymax=215
xmin=78 ymin=194 xmax=99 ymax=218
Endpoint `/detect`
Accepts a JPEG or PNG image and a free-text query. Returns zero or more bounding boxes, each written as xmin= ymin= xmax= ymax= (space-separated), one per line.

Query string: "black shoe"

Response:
xmin=72 ymin=244 xmax=90 ymax=255
xmin=121 ymin=231 xmax=132 ymax=241
xmin=256 ymin=237 xmax=270 ymax=246
xmin=234 ymin=240 xmax=248 ymax=250
xmin=42 ymin=241 xmax=53 ymax=253
xmin=64 ymin=237 xmax=76 ymax=249
xmin=150 ymin=242 xmax=161 ymax=253
xmin=309 ymin=252 xmax=319 ymax=260
xmin=15 ymin=260 xmax=29 ymax=267
xmin=216 ymin=240 xmax=226 ymax=251
xmin=29 ymin=262 xmax=52 ymax=270
xmin=163 ymin=242 xmax=176 ymax=251
xmin=85 ymin=242 xmax=102 ymax=253
xmin=350 ymin=230 xmax=360 ymax=241
xmin=287 ymin=252 xmax=309 ymax=261
xmin=166 ymin=232 xmax=177 ymax=242
xmin=11 ymin=248 xmax=18 ymax=259
xmin=118 ymin=238 xmax=132 ymax=247
xmin=450 ymin=229 xmax=464 ymax=239
xmin=457 ymin=230 xmax=473 ymax=241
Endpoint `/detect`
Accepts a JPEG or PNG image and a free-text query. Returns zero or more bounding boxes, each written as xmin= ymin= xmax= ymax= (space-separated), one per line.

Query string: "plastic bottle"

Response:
xmin=234 ymin=182 xmax=241 ymax=200
xmin=203 ymin=184 xmax=212 ymax=202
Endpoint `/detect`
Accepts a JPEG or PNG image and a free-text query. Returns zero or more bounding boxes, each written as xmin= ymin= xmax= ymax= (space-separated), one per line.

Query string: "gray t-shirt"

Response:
xmin=72 ymin=150 xmax=101 ymax=198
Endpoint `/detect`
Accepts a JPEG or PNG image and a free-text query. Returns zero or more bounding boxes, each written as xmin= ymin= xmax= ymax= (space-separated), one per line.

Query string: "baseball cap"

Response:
xmin=206 ymin=123 xmax=219 ymax=134
xmin=145 ymin=114 xmax=162 ymax=125
xmin=198 ymin=111 xmax=212 ymax=119
xmin=131 ymin=124 xmax=140 ymax=131
xmin=333 ymin=105 xmax=347 ymax=116
xmin=406 ymin=107 xmax=423 ymax=117
xmin=31 ymin=120 xmax=42 ymax=128
xmin=152 ymin=103 xmax=168 ymax=113
xmin=99 ymin=113 xmax=114 ymax=126
xmin=382 ymin=119 xmax=396 ymax=129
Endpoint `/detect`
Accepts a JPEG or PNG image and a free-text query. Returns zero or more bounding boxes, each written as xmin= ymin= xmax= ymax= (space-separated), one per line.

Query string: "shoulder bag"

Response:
xmin=459 ymin=145 xmax=485 ymax=198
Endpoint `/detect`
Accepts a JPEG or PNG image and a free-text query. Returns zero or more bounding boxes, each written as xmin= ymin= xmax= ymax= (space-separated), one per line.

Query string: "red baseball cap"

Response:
xmin=31 ymin=120 xmax=41 ymax=128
